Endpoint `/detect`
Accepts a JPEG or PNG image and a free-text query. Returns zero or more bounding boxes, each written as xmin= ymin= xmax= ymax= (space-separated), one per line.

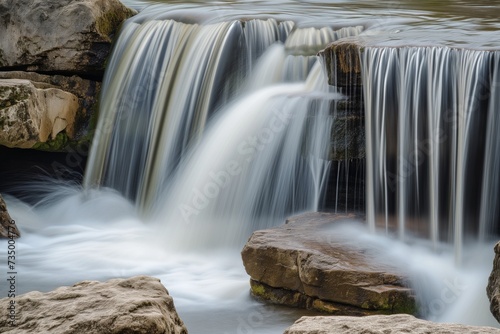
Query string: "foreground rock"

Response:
xmin=0 ymin=72 xmax=101 ymax=150
xmin=488 ymin=242 xmax=500 ymax=323
xmin=284 ymin=314 xmax=500 ymax=334
xmin=0 ymin=195 xmax=20 ymax=238
xmin=0 ymin=0 xmax=136 ymax=76
xmin=241 ymin=212 xmax=416 ymax=315
xmin=0 ymin=276 xmax=187 ymax=334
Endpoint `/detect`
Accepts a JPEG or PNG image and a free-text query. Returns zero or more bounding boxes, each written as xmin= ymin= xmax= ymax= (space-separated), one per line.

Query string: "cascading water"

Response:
xmin=83 ymin=10 xmax=362 ymax=242
xmin=2 ymin=1 xmax=500 ymax=332
xmin=362 ymin=46 xmax=500 ymax=260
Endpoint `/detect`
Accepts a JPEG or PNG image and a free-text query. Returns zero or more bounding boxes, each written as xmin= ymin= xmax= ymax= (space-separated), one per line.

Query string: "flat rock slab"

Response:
xmin=284 ymin=314 xmax=500 ymax=334
xmin=241 ymin=212 xmax=416 ymax=315
xmin=0 ymin=276 xmax=187 ymax=334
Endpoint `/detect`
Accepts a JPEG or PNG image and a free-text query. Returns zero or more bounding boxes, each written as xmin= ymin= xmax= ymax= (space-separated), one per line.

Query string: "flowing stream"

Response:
xmin=1 ymin=1 xmax=500 ymax=333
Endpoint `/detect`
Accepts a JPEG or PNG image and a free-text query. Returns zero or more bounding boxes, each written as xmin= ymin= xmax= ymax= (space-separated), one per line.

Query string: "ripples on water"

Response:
xmin=121 ymin=0 xmax=500 ymax=49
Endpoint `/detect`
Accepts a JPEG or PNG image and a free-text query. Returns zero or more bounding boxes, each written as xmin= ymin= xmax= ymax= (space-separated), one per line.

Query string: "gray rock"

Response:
xmin=488 ymin=242 xmax=500 ymax=323
xmin=284 ymin=314 xmax=500 ymax=334
xmin=241 ymin=212 xmax=416 ymax=315
xmin=0 ymin=276 xmax=187 ymax=334
xmin=0 ymin=79 xmax=79 ymax=149
xmin=0 ymin=0 xmax=136 ymax=76
xmin=0 ymin=194 xmax=20 ymax=238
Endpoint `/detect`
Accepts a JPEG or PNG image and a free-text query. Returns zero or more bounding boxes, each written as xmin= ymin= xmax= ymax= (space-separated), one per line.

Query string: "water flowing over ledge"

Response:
xmin=360 ymin=46 xmax=500 ymax=261
xmin=84 ymin=10 xmax=363 ymax=244
xmin=2 ymin=1 xmax=500 ymax=333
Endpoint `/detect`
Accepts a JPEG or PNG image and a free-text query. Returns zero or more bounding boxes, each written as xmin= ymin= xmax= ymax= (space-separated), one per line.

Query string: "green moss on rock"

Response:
xmin=32 ymin=132 xmax=70 ymax=152
xmin=249 ymin=279 xmax=418 ymax=316
xmin=96 ymin=6 xmax=136 ymax=39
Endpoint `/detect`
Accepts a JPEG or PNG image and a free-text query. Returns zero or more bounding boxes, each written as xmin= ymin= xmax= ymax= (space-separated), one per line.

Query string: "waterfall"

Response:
xmin=83 ymin=7 xmax=363 ymax=245
xmin=362 ymin=46 xmax=500 ymax=261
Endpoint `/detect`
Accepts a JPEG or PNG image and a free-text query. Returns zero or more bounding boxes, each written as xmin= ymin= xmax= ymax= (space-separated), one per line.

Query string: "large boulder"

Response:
xmin=0 ymin=79 xmax=79 ymax=149
xmin=0 ymin=71 xmax=101 ymax=150
xmin=284 ymin=314 xmax=500 ymax=334
xmin=488 ymin=242 xmax=500 ymax=323
xmin=0 ymin=0 xmax=136 ymax=76
xmin=0 ymin=276 xmax=187 ymax=334
xmin=0 ymin=194 xmax=20 ymax=238
xmin=241 ymin=212 xmax=416 ymax=315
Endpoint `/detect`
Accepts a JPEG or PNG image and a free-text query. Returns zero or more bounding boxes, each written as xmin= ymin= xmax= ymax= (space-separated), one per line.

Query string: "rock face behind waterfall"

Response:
xmin=0 ymin=276 xmax=187 ymax=334
xmin=0 ymin=0 xmax=137 ymax=76
xmin=284 ymin=314 xmax=500 ymax=334
xmin=0 ymin=194 xmax=19 ymax=238
xmin=488 ymin=242 xmax=500 ymax=323
xmin=241 ymin=212 xmax=416 ymax=315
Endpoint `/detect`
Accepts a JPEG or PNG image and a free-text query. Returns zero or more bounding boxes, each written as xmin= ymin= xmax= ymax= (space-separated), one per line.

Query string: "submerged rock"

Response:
xmin=0 ymin=79 xmax=79 ymax=149
xmin=284 ymin=314 xmax=500 ymax=334
xmin=488 ymin=242 xmax=500 ymax=323
xmin=0 ymin=0 xmax=136 ymax=77
xmin=0 ymin=276 xmax=187 ymax=334
xmin=241 ymin=212 xmax=416 ymax=315
xmin=0 ymin=194 xmax=19 ymax=238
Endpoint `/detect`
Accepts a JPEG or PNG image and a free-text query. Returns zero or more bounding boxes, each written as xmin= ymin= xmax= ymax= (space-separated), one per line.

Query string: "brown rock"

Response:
xmin=241 ymin=212 xmax=416 ymax=315
xmin=284 ymin=314 xmax=500 ymax=334
xmin=0 ymin=194 xmax=20 ymax=238
xmin=488 ymin=242 xmax=500 ymax=323
xmin=0 ymin=276 xmax=187 ymax=334
xmin=318 ymin=41 xmax=362 ymax=88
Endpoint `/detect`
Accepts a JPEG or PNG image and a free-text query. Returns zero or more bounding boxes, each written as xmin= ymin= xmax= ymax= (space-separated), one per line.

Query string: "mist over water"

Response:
xmin=1 ymin=1 xmax=500 ymax=333
xmin=1 ymin=190 xmax=498 ymax=332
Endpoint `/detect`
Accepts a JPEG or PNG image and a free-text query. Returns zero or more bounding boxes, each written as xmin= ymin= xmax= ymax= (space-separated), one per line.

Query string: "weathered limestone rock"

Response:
xmin=284 ymin=314 xmax=500 ymax=334
xmin=0 ymin=0 xmax=136 ymax=76
xmin=488 ymin=242 xmax=500 ymax=323
xmin=0 ymin=71 xmax=101 ymax=149
xmin=241 ymin=212 xmax=416 ymax=315
xmin=0 ymin=79 xmax=79 ymax=149
xmin=0 ymin=276 xmax=187 ymax=334
xmin=0 ymin=194 xmax=20 ymax=238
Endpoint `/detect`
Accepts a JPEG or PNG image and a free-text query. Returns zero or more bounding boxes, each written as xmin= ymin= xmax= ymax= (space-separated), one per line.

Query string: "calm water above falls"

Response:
xmin=1 ymin=1 xmax=500 ymax=333
xmin=122 ymin=0 xmax=500 ymax=48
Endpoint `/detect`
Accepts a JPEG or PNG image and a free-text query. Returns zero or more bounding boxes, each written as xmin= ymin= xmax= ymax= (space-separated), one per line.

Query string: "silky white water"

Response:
xmin=1 ymin=190 xmax=498 ymax=332
xmin=1 ymin=1 xmax=500 ymax=332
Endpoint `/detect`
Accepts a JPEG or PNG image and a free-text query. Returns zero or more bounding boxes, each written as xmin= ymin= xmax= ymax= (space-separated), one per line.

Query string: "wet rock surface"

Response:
xmin=242 ymin=212 xmax=416 ymax=315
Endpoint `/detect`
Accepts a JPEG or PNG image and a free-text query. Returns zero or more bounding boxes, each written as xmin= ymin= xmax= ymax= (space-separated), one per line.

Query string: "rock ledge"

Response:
xmin=241 ymin=212 xmax=416 ymax=315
